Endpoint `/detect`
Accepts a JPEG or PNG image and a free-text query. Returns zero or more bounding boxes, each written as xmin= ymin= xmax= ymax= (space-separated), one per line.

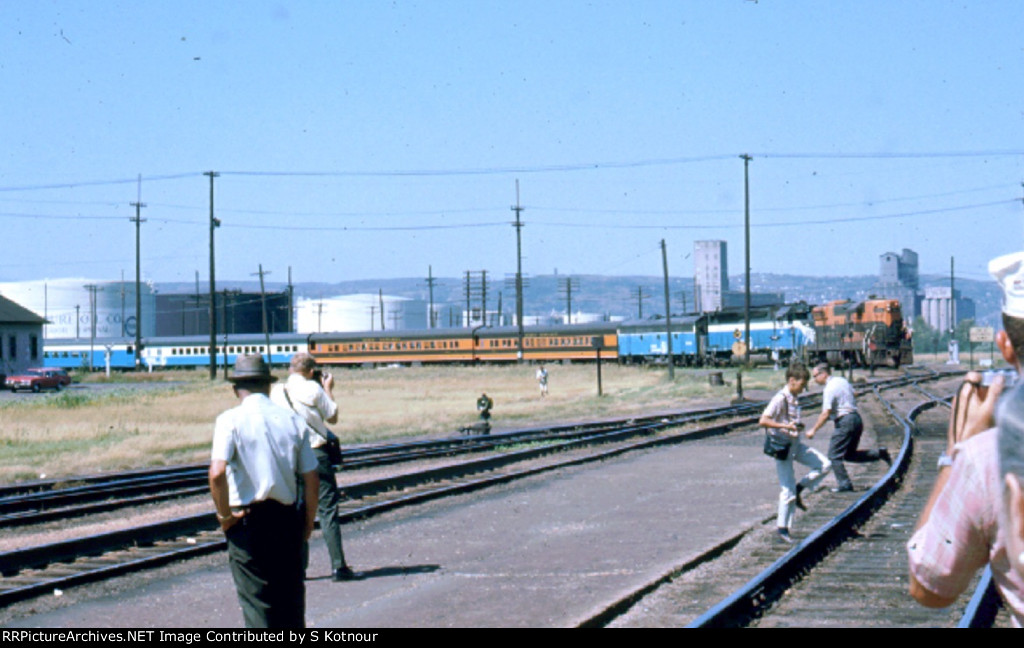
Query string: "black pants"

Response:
xmin=828 ymin=412 xmax=883 ymax=489
xmin=226 ymin=499 xmax=306 ymax=628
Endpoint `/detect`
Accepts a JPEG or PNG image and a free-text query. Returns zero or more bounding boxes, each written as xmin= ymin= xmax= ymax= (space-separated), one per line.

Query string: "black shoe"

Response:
xmin=794 ymin=484 xmax=807 ymax=511
xmin=777 ymin=528 xmax=794 ymax=544
xmin=333 ymin=566 xmax=363 ymax=582
xmin=830 ymin=485 xmax=855 ymax=493
xmin=879 ymin=447 xmax=892 ymax=467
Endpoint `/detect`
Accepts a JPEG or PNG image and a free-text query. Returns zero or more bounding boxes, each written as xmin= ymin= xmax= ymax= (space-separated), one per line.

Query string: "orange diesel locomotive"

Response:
xmin=808 ymin=298 xmax=912 ymax=368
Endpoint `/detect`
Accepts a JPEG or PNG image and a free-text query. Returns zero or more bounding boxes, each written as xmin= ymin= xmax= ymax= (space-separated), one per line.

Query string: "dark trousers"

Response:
xmin=828 ymin=412 xmax=883 ymax=489
xmin=313 ymin=448 xmax=347 ymax=571
xmin=226 ymin=499 xmax=306 ymax=628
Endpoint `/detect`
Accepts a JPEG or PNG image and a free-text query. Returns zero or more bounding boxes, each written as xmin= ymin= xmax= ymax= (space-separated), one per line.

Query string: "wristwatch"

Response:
xmin=217 ymin=511 xmax=234 ymax=522
xmin=937 ymin=454 xmax=953 ymax=468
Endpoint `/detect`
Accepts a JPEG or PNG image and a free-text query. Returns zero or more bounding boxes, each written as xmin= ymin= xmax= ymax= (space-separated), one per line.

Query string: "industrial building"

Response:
xmin=872 ymin=249 xmax=921 ymax=320
xmin=154 ymin=290 xmax=291 ymax=337
xmin=693 ymin=240 xmax=786 ymax=313
xmin=920 ymin=286 xmax=976 ymax=333
xmin=694 ymin=241 xmax=729 ymax=312
xmin=0 ymin=294 xmax=46 ymax=379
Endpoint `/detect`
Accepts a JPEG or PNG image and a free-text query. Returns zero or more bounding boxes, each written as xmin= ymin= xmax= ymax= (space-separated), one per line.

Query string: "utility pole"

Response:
xmin=425 ymin=266 xmax=438 ymax=329
xmin=84 ymin=284 xmax=99 ymax=371
xmin=558 ymin=277 xmax=580 ymax=325
xmin=661 ymin=240 xmax=675 ymax=380
xmin=634 ymin=286 xmax=649 ymax=319
xmin=205 ymin=171 xmax=220 ymax=380
xmin=949 ymin=256 xmax=956 ymax=337
xmin=253 ymin=265 xmax=272 ymax=367
xmin=512 ymin=180 xmax=525 ymax=362
xmin=741 ymin=154 xmax=752 ymax=366
xmin=130 ymin=175 xmax=146 ymax=370
xmin=287 ymin=266 xmax=295 ymax=333
xmin=379 ymin=289 xmax=385 ymax=331
xmin=464 ymin=271 xmax=488 ymax=327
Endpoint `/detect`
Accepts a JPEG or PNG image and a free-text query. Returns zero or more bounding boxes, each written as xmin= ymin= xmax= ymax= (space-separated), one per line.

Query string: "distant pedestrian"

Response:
xmin=759 ymin=363 xmax=832 ymax=544
xmin=536 ymin=364 xmax=549 ymax=397
xmin=208 ymin=355 xmax=318 ymax=628
xmin=807 ymin=363 xmax=891 ymax=492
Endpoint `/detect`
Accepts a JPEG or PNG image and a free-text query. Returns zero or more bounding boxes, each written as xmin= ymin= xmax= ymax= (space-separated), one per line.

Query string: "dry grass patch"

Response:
xmin=0 ymin=364 xmax=786 ymax=484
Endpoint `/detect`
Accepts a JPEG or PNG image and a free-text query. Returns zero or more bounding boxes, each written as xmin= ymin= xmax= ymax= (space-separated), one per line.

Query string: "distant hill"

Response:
xmin=156 ymin=272 xmax=1002 ymax=327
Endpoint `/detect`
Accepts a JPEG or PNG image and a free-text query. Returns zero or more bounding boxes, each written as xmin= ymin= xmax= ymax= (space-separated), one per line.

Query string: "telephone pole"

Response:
xmin=130 ymin=175 xmax=146 ymax=370
xmin=84 ymin=284 xmax=99 ymax=371
xmin=425 ymin=266 xmax=438 ymax=329
xmin=558 ymin=277 xmax=580 ymax=325
xmin=661 ymin=240 xmax=675 ymax=380
xmin=205 ymin=171 xmax=220 ymax=380
xmin=512 ymin=180 xmax=525 ymax=362
xmin=253 ymin=264 xmax=272 ymax=367
xmin=741 ymin=154 xmax=752 ymax=366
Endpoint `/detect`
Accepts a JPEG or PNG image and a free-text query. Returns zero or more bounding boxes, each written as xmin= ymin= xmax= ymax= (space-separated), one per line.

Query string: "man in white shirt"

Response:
xmin=209 ymin=354 xmax=319 ymax=627
xmin=271 ymin=352 xmax=360 ymax=582
xmin=808 ymin=363 xmax=890 ymax=492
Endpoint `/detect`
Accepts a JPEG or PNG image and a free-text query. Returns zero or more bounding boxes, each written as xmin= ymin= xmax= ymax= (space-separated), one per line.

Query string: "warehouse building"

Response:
xmin=0 ymin=294 xmax=46 ymax=380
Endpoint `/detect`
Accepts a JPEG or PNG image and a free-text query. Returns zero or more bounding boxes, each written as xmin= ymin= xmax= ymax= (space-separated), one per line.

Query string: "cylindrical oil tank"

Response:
xmin=0 ymin=279 xmax=156 ymax=339
xmin=295 ymin=293 xmax=428 ymax=333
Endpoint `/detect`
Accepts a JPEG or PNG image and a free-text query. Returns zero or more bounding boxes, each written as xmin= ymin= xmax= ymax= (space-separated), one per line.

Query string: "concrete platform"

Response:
xmin=3 ymin=429 xmax=821 ymax=628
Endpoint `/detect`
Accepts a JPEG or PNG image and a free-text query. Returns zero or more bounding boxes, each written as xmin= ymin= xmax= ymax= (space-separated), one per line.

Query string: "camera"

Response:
xmin=312 ymin=369 xmax=330 ymax=384
xmin=982 ymin=369 xmax=1017 ymax=388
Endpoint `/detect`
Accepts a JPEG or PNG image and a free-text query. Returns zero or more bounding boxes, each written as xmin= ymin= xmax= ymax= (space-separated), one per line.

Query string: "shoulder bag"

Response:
xmin=282 ymin=386 xmax=345 ymax=468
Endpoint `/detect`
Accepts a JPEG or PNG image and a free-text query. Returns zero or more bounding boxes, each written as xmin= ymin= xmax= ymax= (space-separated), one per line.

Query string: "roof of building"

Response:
xmin=0 ymin=295 xmax=46 ymax=324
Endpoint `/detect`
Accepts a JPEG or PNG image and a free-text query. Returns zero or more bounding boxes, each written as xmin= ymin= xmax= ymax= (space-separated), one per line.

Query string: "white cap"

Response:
xmin=989 ymin=251 xmax=1024 ymax=317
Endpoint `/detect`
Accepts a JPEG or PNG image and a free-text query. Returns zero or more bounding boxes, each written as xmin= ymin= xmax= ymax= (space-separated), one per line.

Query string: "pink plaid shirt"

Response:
xmin=907 ymin=429 xmax=1024 ymax=626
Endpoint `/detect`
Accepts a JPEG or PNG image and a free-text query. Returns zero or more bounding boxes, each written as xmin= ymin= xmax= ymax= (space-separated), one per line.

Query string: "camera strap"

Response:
xmin=280 ymin=386 xmax=331 ymax=445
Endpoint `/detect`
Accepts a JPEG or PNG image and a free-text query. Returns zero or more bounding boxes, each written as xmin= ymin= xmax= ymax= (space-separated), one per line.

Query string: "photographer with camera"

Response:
xmin=272 ymin=352 xmax=361 ymax=582
xmin=759 ymin=363 xmax=831 ymax=544
xmin=907 ymin=251 xmax=1024 ymax=623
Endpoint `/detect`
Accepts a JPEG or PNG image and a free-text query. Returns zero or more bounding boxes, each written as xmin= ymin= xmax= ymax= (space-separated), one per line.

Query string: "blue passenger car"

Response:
xmin=43 ymin=339 xmax=137 ymax=370
xmin=140 ymin=333 xmax=308 ymax=370
xmin=43 ymin=333 xmax=309 ymax=372
xmin=616 ymin=315 xmax=708 ymax=365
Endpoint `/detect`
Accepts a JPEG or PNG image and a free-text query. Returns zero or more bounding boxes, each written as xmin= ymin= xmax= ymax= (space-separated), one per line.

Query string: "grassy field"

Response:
xmin=0 ymin=363 xmax=793 ymax=485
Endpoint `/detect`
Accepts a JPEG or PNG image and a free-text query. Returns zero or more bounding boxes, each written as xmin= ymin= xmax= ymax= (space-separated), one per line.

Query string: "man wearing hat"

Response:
xmin=907 ymin=251 xmax=1024 ymax=625
xmin=209 ymin=354 xmax=319 ymax=628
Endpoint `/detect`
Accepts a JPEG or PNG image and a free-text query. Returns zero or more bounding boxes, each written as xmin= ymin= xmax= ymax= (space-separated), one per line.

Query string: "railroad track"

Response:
xmin=0 ymin=401 xmax=774 ymax=529
xmin=594 ymin=373 xmax=1009 ymax=628
xmin=0 ymin=370 xmax=960 ymax=614
xmin=0 ymin=398 xmax=782 ymax=607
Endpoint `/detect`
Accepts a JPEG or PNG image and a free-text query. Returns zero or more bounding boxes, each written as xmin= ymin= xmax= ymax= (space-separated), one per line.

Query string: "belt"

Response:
xmin=835 ymin=411 xmax=860 ymax=423
xmin=233 ymin=499 xmax=292 ymax=514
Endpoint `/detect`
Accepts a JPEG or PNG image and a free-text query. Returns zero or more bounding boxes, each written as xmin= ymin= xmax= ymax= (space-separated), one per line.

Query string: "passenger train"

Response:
xmin=40 ymin=298 xmax=912 ymax=372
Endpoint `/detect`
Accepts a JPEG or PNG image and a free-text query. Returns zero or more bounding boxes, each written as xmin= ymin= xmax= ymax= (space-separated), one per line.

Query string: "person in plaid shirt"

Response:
xmin=907 ymin=251 xmax=1024 ymax=625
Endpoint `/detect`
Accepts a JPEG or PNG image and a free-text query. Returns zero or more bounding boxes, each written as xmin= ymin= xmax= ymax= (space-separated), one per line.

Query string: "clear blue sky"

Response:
xmin=2 ymin=1 xmax=1022 ymax=288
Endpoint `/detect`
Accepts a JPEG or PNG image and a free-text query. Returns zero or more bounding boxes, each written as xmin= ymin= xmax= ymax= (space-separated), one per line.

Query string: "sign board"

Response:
xmin=970 ymin=326 xmax=995 ymax=343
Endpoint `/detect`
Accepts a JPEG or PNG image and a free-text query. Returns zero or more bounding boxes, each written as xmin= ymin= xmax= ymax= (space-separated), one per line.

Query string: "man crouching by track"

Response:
xmin=760 ymin=363 xmax=831 ymax=544
xmin=907 ymin=251 xmax=1024 ymax=625
xmin=208 ymin=354 xmax=319 ymax=628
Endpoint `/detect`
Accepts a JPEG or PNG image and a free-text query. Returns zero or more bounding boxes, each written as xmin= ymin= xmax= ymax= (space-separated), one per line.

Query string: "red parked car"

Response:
xmin=5 ymin=368 xmax=72 ymax=393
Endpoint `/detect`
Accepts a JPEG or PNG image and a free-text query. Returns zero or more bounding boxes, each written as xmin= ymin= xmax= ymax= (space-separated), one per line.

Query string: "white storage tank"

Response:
xmin=0 ymin=278 xmax=156 ymax=339
xmin=296 ymin=293 xmax=428 ymax=333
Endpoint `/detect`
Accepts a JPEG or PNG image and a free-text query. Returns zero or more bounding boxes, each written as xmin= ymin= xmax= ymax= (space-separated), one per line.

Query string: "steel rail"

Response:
xmin=686 ymin=381 xmax=944 ymax=628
